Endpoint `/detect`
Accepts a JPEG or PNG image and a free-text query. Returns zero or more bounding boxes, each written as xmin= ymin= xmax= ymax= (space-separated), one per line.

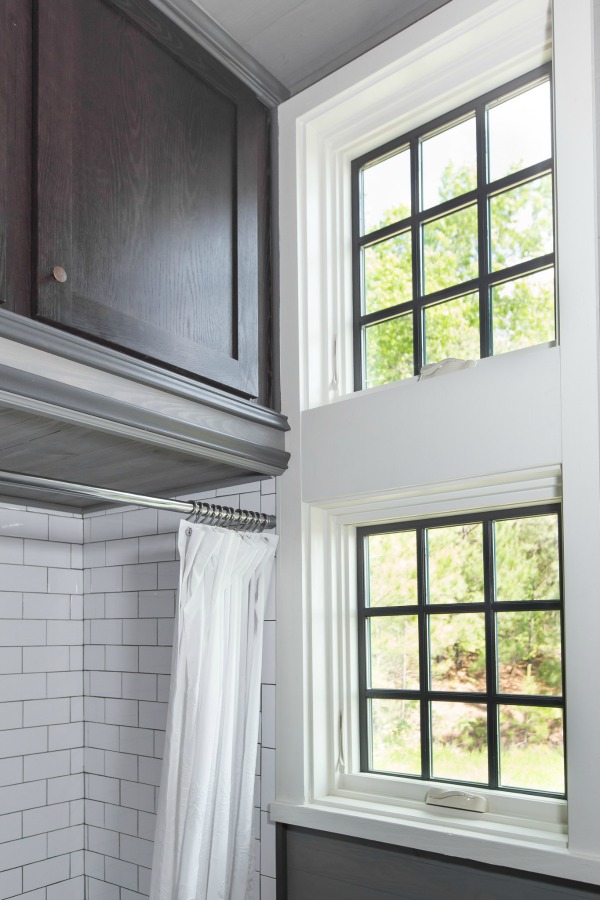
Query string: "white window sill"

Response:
xmin=270 ymin=796 xmax=600 ymax=887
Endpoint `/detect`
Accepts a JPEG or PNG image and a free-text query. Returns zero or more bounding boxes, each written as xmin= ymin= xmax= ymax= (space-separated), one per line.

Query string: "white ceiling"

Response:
xmin=154 ymin=0 xmax=451 ymax=100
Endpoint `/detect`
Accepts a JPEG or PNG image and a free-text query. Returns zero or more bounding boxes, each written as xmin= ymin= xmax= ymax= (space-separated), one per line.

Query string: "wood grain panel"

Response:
xmin=35 ymin=0 xmax=268 ymax=397
xmin=283 ymin=827 xmax=600 ymax=900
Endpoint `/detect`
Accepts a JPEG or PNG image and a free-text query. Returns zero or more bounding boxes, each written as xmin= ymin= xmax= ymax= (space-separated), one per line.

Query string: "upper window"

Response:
xmin=352 ymin=68 xmax=555 ymax=390
xmin=358 ymin=506 xmax=565 ymax=797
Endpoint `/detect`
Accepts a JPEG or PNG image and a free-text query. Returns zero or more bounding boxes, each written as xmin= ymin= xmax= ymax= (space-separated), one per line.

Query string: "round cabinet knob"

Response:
xmin=52 ymin=266 xmax=67 ymax=283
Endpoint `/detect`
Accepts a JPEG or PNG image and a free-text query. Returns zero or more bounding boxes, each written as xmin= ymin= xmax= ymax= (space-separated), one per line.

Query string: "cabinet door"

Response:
xmin=35 ymin=0 xmax=268 ymax=399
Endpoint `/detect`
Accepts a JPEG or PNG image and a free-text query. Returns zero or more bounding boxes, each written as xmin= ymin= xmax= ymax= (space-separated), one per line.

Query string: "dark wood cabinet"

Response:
xmin=2 ymin=0 xmax=272 ymax=403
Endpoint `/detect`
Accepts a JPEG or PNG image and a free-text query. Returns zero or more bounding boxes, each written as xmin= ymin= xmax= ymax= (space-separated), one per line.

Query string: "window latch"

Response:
xmin=425 ymin=788 xmax=488 ymax=813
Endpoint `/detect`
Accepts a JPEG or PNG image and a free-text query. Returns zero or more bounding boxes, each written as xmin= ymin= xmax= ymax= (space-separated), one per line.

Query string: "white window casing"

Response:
xmin=275 ymin=0 xmax=600 ymax=886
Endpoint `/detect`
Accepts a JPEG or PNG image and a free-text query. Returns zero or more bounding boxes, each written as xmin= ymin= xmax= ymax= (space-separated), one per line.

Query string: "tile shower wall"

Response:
xmin=0 ymin=503 xmax=85 ymax=900
xmin=82 ymin=481 xmax=277 ymax=900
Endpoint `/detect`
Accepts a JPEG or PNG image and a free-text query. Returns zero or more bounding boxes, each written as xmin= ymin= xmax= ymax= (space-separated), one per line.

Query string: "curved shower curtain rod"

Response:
xmin=0 ymin=470 xmax=276 ymax=531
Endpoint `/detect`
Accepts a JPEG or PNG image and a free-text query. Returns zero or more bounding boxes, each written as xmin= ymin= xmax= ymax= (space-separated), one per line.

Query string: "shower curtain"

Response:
xmin=149 ymin=520 xmax=278 ymax=900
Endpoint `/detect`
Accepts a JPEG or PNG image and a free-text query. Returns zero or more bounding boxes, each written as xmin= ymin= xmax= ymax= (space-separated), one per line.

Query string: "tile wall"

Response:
xmin=0 ymin=480 xmax=277 ymax=900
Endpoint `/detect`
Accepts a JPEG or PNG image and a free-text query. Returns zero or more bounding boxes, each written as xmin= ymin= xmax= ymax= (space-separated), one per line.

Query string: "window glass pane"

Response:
xmin=494 ymin=514 xmax=560 ymax=603
xmin=364 ymin=315 xmax=414 ymax=387
xmin=427 ymin=523 xmax=484 ymax=605
xmin=496 ymin=610 xmax=562 ymax=696
xmin=421 ymin=116 xmax=477 ymax=210
xmin=423 ymin=293 xmax=480 ymax=365
xmin=430 ymin=701 xmax=488 ymax=783
xmin=489 ymin=175 xmax=553 ymax=272
xmin=361 ymin=149 xmax=411 ymax=234
xmin=371 ymin=698 xmax=421 ymax=775
xmin=488 ymin=81 xmax=552 ymax=182
xmin=369 ymin=616 xmax=419 ymax=690
xmin=429 ymin=613 xmax=486 ymax=692
xmin=498 ymin=705 xmax=564 ymax=793
xmin=367 ymin=531 xmax=418 ymax=607
xmin=422 ymin=205 xmax=478 ymax=294
xmin=363 ymin=232 xmax=413 ymax=315
xmin=491 ymin=268 xmax=555 ymax=355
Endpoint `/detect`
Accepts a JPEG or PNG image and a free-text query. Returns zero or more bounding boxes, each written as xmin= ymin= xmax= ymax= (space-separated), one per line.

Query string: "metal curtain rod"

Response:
xmin=0 ymin=470 xmax=276 ymax=531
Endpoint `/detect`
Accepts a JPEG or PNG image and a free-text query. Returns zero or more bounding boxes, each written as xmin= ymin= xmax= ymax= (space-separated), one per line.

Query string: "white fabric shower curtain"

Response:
xmin=149 ymin=520 xmax=278 ymax=900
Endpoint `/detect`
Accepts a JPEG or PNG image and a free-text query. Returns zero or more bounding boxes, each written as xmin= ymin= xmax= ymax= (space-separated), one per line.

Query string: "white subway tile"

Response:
xmin=137 ymin=810 xmax=156 ymax=842
xmin=47 ymin=874 xmax=85 ymax=900
xmin=84 ymin=697 xmax=105 ymax=724
xmin=47 ymin=671 xmax=82 ymax=698
xmin=105 ymin=645 xmax=139 ymax=673
xmin=70 ymin=850 xmax=83 ymax=878
xmin=47 ymin=824 xmax=84 ymax=856
xmin=0 ymin=592 xmax=23 ymax=618
xmin=0 ymin=702 xmax=23 ymax=732
xmin=260 ymin=493 xmax=276 ymax=518
xmin=138 ymin=590 xmax=174 ymax=618
xmin=138 ymin=701 xmax=167 ymax=731
xmin=24 ymin=698 xmax=70 ymax=727
xmin=157 ymin=619 xmax=173 ymax=646
xmin=89 ymin=672 xmax=122 ymax=699
xmin=0 ymin=726 xmax=47 ymax=759
xmin=91 ymin=567 xmax=123 ymax=594
xmin=87 ymin=875 xmax=119 ymax=899
xmin=138 ymin=647 xmax=171 ymax=675
xmin=0 ymin=647 xmax=22 ymax=674
xmin=48 ymin=568 xmax=83 ymax=595
xmin=0 ymin=779 xmax=46 ymax=813
xmin=69 ymin=643 xmax=83 ymax=670
xmin=48 ymin=722 xmax=83 ymax=751
xmin=261 ymin=748 xmax=276 ymax=811
xmin=138 ymin=864 xmax=151 ymax=894
xmin=23 ymin=592 xmax=70 ymax=619
xmin=104 ymin=803 xmax=137 ymax=837
xmin=0 ymin=867 xmax=22 ymax=900
xmin=47 ymin=621 xmax=83 ymax=646
xmin=104 ymin=750 xmax=138 ymax=781
xmin=0 ymin=811 xmax=21 ymax=843
xmin=261 ymin=874 xmax=277 ymax=900
xmin=153 ymin=729 xmax=165 ymax=759
xmin=0 ymin=756 xmax=22 ymax=786
xmin=260 ymin=810 xmax=276 ymax=878
xmin=157 ymin=560 xmax=179 ymax=589
xmin=70 ymin=799 xmax=84 ymax=826
xmin=24 ymin=749 xmax=70 ymax=781
xmin=70 ymin=595 xmax=83 ymax=620
xmin=157 ymin=508 xmax=183 ymax=533
xmin=122 ymin=508 xmax=158 ymax=538
xmin=49 ymin=516 xmax=83 ymax=544
xmin=24 ymin=539 xmax=71 ymax=568
xmin=84 ymin=541 xmax=107 ymax=568
xmin=83 ymin=593 xmax=105 ymax=619
xmin=84 ymin=645 xmax=105 ymax=670
xmin=23 ymin=646 xmax=70 ymax=673
xmin=84 ymin=799 xmax=105 ymax=828
xmin=84 ymin=747 xmax=104 ymax=776
xmin=120 ymin=833 xmax=153 ymax=868
xmin=23 ymin=853 xmax=70 ymax=891
xmin=105 ymin=856 xmax=137 ymax=890
xmin=86 ymin=774 xmax=119 ymax=805
xmin=47 ymin=773 xmax=84 ymax=804
xmin=105 ymin=538 xmax=139 ymax=566
xmin=122 ymin=619 xmax=157 ymax=646
xmin=261 ymin=478 xmax=276 ymax=496
xmin=0 ymin=510 xmax=48 ymax=540
xmin=105 ymin=699 xmax=138 ymax=727
xmin=71 ymin=747 xmax=84 ymax=774
xmin=138 ymin=533 xmax=176 ymax=563
xmin=261 ymin=620 xmax=276 ymax=685
xmin=119 ymin=726 xmax=153 ymax=757
xmin=121 ymin=780 xmax=154 ymax=812
xmin=104 ymin=592 xmax=138 ymax=619
xmin=23 ymin=801 xmax=70 ymax=836
xmin=123 ymin=563 xmax=157 ymax=592
xmin=90 ymin=619 xmax=123 ymax=645
xmin=0 ymin=620 xmax=45 ymax=646
xmin=90 ymin=515 xmax=123 ymax=543
xmin=70 ymin=695 xmax=84 ymax=722
xmin=261 ymin=685 xmax=275 ymax=749
xmin=85 ymin=850 xmax=105 ymax=880
xmin=157 ymin=676 xmax=170 ymax=702
xmin=138 ymin=755 xmax=162 ymax=787
xmin=86 ymin=723 xmax=120 ymax=752
xmin=122 ymin=674 xmax=156 ymax=701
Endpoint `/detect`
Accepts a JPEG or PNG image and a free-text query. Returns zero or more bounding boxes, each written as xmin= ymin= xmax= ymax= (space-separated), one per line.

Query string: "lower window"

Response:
xmin=357 ymin=506 xmax=565 ymax=796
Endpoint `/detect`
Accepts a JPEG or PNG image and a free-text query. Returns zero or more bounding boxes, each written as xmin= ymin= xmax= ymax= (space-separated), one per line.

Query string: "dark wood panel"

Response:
xmin=283 ymin=827 xmax=600 ymax=900
xmin=0 ymin=0 xmax=32 ymax=315
xmin=35 ymin=0 xmax=267 ymax=397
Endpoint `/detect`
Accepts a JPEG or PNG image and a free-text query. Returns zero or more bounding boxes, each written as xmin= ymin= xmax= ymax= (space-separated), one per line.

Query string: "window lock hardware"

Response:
xmin=425 ymin=788 xmax=488 ymax=814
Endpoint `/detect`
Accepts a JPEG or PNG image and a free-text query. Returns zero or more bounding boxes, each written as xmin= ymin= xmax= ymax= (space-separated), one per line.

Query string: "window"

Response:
xmin=352 ymin=68 xmax=555 ymax=390
xmin=358 ymin=506 xmax=565 ymax=797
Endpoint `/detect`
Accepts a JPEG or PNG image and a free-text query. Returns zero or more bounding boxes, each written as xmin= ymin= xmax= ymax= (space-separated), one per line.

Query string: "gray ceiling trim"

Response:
xmin=0 ymin=311 xmax=289 ymax=433
xmin=0 ymin=364 xmax=290 ymax=475
xmin=147 ymin=0 xmax=290 ymax=106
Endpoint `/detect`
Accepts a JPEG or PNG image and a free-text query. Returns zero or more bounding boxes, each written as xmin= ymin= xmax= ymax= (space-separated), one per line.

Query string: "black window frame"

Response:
xmin=351 ymin=64 xmax=555 ymax=391
xmin=357 ymin=504 xmax=566 ymax=798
